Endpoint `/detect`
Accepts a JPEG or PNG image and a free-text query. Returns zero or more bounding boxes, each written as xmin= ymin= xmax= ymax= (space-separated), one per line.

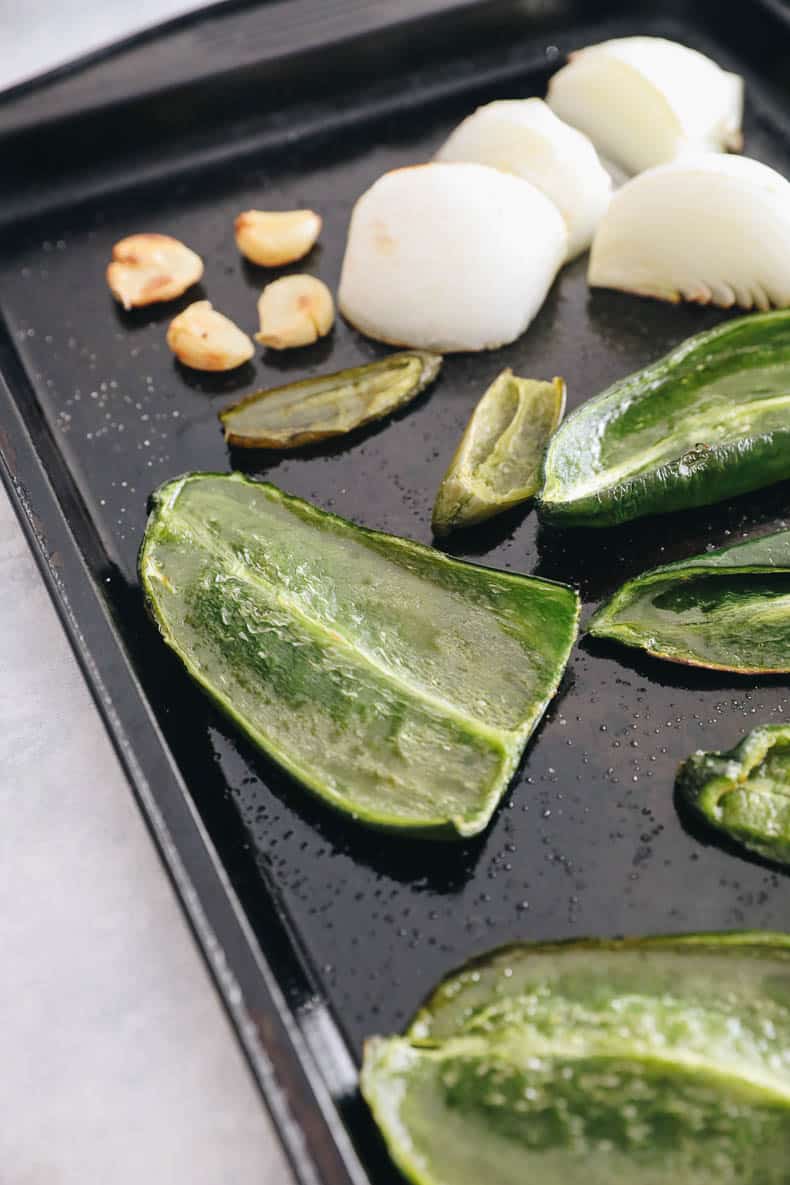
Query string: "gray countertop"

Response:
xmin=0 ymin=485 xmax=293 ymax=1182
xmin=2 ymin=3 xmax=295 ymax=1180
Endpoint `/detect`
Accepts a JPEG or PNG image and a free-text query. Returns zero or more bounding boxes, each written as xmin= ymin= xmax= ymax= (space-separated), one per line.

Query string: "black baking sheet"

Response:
xmin=2 ymin=2 xmax=790 ymax=1182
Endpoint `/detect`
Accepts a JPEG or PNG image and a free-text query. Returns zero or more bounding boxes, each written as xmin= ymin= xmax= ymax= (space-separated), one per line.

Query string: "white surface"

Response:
xmin=0 ymin=485 xmax=294 ymax=1184
xmin=0 ymin=0 xmax=219 ymax=92
xmin=3 ymin=3 xmax=296 ymax=1180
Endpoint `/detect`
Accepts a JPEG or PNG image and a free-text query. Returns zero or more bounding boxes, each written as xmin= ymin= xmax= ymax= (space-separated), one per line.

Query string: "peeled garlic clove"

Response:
xmin=256 ymin=275 xmax=334 ymax=349
xmin=436 ymin=98 xmax=611 ymax=259
xmin=588 ymin=155 xmax=790 ymax=310
xmin=234 ymin=209 xmax=322 ymax=267
xmin=166 ymin=301 xmax=254 ymax=370
xmin=338 ymin=162 xmax=567 ymax=352
xmin=106 ymin=233 xmax=203 ymax=309
xmin=547 ymin=36 xmax=743 ymax=176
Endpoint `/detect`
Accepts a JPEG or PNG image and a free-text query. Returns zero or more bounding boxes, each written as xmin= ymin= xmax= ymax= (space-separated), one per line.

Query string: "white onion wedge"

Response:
xmin=547 ymin=36 xmax=743 ymax=176
xmin=588 ymin=155 xmax=790 ymax=310
xmin=436 ymin=98 xmax=611 ymax=259
xmin=338 ymin=163 xmax=567 ymax=352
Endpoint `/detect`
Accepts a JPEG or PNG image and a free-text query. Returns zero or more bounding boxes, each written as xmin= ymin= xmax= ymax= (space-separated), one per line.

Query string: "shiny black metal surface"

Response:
xmin=2 ymin=3 xmax=790 ymax=1182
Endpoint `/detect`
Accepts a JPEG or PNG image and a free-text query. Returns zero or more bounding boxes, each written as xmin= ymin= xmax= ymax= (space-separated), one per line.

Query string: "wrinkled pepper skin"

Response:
xmin=678 ymin=724 xmax=790 ymax=866
xmin=220 ymin=350 xmax=441 ymax=449
xmin=539 ymin=311 xmax=790 ymax=527
xmin=587 ymin=529 xmax=790 ymax=672
xmin=139 ymin=473 xmax=579 ymax=838
xmin=362 ymin=933 xmax=790 ymax=1185
xmin=432 ymin=373 xmax=565 ymax=536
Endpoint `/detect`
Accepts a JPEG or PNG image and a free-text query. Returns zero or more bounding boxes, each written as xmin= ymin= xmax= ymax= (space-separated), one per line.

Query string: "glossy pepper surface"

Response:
xmin=678 ymin=723 xmax=790 ymax=865
xmin=140 ymin=473 xmax=579 ymax=837
xmin=540 ymin=311 xmax=790 ymax=526
xmin=362 ymin=932 xmax=790 ymax=1185
xmin=220 ymin=350 xmax=441 ymax=448
xmin=587 ymin=529 xmax=790 ymax=672
xmin=432 ymin=371 xmax=565 ymax=536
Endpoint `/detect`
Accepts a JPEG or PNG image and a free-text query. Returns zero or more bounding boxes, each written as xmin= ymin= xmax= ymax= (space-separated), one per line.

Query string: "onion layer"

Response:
xmin=547 ymin=36 xmax=743 ymax=176
xmin=588 ymin=155 xmax=790 ymax=310
xmin=338 ymin=162 xmax=567 ymax=352
xmin=436 ymin=99 xmax=611 ymax=259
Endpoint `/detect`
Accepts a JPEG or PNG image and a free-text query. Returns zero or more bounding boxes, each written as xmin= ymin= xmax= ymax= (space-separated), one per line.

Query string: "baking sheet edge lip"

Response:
xmin=0 ymin=322 xmax=367 ymax=1185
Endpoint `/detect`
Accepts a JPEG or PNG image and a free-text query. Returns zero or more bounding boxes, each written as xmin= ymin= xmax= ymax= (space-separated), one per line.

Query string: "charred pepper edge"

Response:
xmin=139 ymin=471 xmax=581 ymax=839
xmin=218 ymin=349 xmax=442 ymax=450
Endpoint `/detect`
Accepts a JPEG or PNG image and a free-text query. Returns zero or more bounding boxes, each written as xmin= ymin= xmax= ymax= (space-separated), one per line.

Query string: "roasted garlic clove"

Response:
xmin=106 ymin=233 xmax=203 ymax=309
xmin=256 ymin=275 xmax=334 ymax=349
xmin=166 ymin=301 xmax=254 ymax=371
xmin=234 ymin=209 xmax=322 ymax=267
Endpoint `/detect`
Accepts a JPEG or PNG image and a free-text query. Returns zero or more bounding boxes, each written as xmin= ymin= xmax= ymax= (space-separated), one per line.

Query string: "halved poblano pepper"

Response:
xmin=587 ymin=529 xmax=790 ymax=672
xmin=677 ymin=724 xmax=790 ymax=865
xmin=139 ymin=473 xmax=579 ymax=836
xmin=362 ymin=932 xmax=790 ymax=1185
xmin=539 ymin=311 xmax=790 ymax=527
xmin=432 ymin=371 xmax=565 ymax=536
xmin=219 ymin=350 xmax=441 ymax=448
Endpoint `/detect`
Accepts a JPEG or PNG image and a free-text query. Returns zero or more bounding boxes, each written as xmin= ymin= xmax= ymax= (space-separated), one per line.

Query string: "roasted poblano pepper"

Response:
xmin=678 ymin=724 xmax=790 ymax=866
xmin=362 ymin=933 xmax=790 ymax=1185
xmin=139 ymin=473 xmax=579 ymax=837
xmin=588 ymin=529 xmax=790 ymax=672
xmin=539 ymin=311 xmax=790 ymax=527
xmin=432 ymin=371 xmax=565 ymax=536
xmin=219 ymin=350 xmax=441 ymax=448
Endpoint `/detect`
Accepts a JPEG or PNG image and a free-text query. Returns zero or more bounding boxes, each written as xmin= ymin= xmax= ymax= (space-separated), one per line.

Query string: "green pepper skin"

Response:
xmin=362 ymin=933 xmax=790 ymax=1185
xmin=432 ymin=373 xmax=565 ymax=536
xmin=220 ymin=350 xmax=441 ymax=449
xmin=678 ymin=725 xmax=790 ymax=866
xmin=139 ymin=473 xmax=579 ymax=838
xmin=587 ymin=529 xmax=790 ymax=672
xmin=539 ymin=311 xmax=790 ymax=527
